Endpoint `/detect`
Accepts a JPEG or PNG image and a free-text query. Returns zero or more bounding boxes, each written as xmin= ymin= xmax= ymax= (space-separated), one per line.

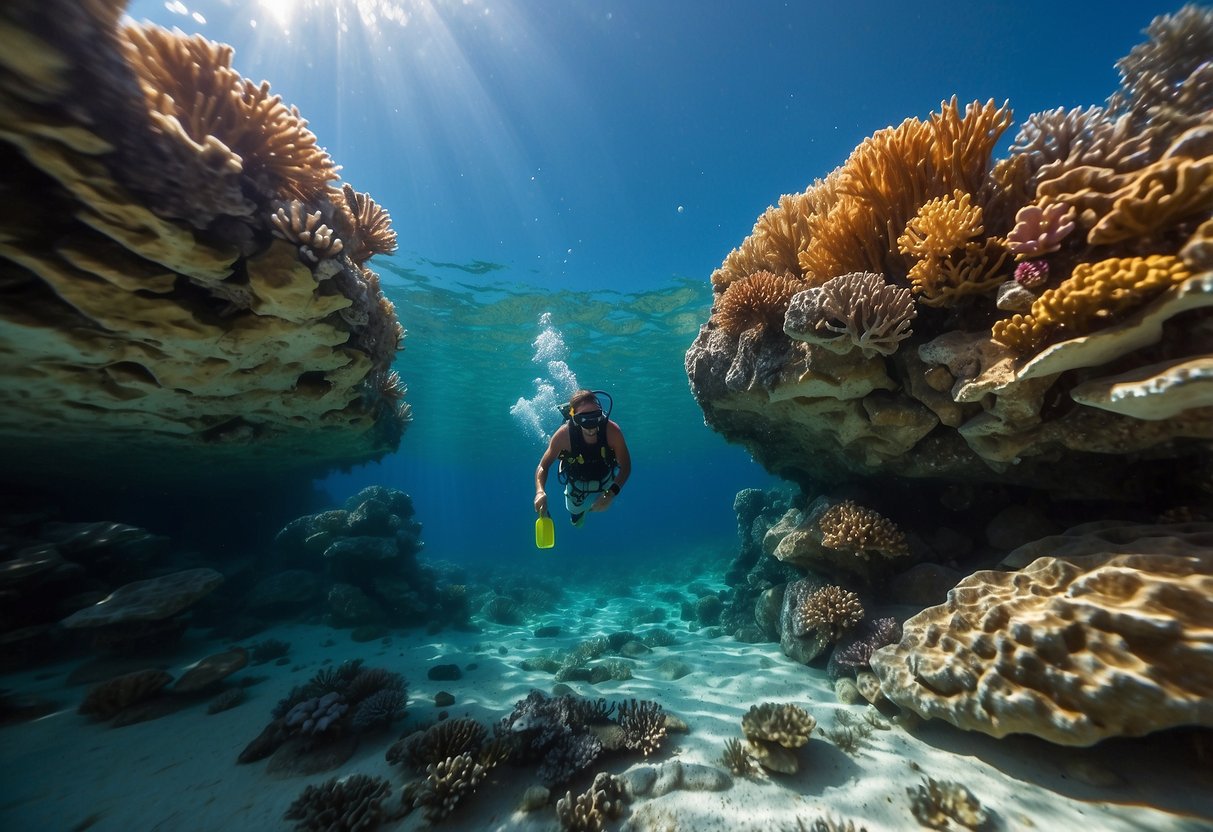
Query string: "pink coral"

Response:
xmin=1014 ymin=260 xmax=1050 ymax=290
xmin=1007 ymin=203 xmax=1077 ymax=256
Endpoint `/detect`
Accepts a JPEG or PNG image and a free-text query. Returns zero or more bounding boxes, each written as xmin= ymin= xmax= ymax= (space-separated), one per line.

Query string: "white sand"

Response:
xmin=2 ymin=579 xmax=1212 ymax=831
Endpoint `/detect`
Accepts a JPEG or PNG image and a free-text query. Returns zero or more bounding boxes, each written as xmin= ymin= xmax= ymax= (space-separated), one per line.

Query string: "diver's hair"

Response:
xmin=569 ymin=389 xmax=600 ymax=412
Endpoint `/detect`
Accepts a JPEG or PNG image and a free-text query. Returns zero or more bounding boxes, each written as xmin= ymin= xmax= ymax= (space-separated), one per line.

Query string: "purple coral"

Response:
xmin=351 ymin=688 xmax=406 ymax=732
xmin=1014 ymin=260 xmax=1050 ymax=291
xmin=1007 ymin=203 xmax=1076 ymax=256
xmin=829 ymin=617 xmax=902 ymax=678
xmin=284 ymin=691 xmax=348 ymax=734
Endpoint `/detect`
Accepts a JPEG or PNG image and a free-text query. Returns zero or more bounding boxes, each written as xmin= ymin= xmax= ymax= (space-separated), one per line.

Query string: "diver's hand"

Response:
xmin=590 ymin=492 xmax=613 ymax=513
xmin=534 ymin=492 xmax=548 ymax=515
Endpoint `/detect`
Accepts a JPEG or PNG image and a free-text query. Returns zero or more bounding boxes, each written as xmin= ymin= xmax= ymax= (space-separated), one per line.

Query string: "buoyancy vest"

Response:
xmin=559 ymin=422 xmax=617 ymax=483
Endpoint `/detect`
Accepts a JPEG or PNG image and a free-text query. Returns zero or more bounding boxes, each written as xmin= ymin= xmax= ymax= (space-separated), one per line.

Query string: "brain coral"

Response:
xmin=870 ymin=526 xmax=1213 ymax=745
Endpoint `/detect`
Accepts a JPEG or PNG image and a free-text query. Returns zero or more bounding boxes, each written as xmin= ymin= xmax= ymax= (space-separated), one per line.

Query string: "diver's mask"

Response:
xmin=572 ymin=409 xmax=606 ymax=430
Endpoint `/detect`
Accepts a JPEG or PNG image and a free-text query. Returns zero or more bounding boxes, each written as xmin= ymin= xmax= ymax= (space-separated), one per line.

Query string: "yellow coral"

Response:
xmin=713 ymin=271 xmax=804 ymax=336
xmin=992 ymin=255 xmax=1192 ymax=354
xmin=907 ymin=237 xmax=1010 ymax=307
xmin=1088 ymin=149 xmax=1213 ymax=245
xmin=897 ymin=190 xmax=984 ymax=258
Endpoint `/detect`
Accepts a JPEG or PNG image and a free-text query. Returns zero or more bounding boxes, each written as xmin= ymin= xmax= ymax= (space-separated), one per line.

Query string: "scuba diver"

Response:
xmin=534 ymin=389 xmax=632 ymax=527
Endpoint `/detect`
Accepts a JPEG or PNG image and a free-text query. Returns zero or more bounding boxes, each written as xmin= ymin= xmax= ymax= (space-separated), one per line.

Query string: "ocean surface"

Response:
xmin=2 ymin=2 xmax=1211 ymax=831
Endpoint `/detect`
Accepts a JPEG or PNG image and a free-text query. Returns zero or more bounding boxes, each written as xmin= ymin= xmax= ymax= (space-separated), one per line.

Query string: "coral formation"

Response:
xmin=340 ymin=184 xmax=399 ymax=264
xmin=405 ymin=753 xmax=491 ymax=823
xmin=555 ymin=772 xmax=626 ymax=832
xmin=78 ymin=669 xmax=173 ymax=720
xmin=783 ymin=272 xmax=916 ymax=358
xmin=271 ymin=200 xmax=345 ymax=263
xmin=870 ymin=523 xmax=1213 ymax=744
xmin=740 ymin=701 xmax=816 ymax=774
xmin=387 ymin=718 xmax=489 ymax=770
xmin=907 ymin=777 xmax=989 ymax=831
xmin=285 ymin=692 xmax=348 ymax=735
xmin=714 ymin=271 xmax=804 ymax=336
xmin=283 ymin=773 xmax=394 ymax=832
xmin=617 ymin=698 xmax=667 ymax=757
xmin=818 ymin=501 xmax=909 ymax=559
xmin=686 ymin=8 xmax=1213 ymax=497
xmin=829 ymin=617 xmax=901 ymax=677
xmin=790 ymin=586 xmax=864 ymax=642
xmin=719 ymin=737 xmax=755 ymax=775
xmin=0 ymin=4 xmax=408 ymax=493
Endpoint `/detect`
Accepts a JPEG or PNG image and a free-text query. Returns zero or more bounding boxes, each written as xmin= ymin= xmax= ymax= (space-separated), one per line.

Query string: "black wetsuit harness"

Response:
xmin=558 ymin=422 xmax=618 ymax=499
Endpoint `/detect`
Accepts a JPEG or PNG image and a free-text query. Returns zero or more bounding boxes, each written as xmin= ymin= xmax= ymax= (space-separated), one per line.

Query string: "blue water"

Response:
xmin=120 ymin=0 xmax=1181 ymax=564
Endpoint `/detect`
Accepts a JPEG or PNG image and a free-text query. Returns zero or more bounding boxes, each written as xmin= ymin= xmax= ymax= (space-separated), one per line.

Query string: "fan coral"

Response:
xmin=742 ymin=702 xmax=816 ymax=748
xmin=340 ymin=184 xmax=398 ymax=264
xmin=344 ymin=668 xmax=406 ymax=705
xmin=351 ymin=688 xmax=405 ymax=732
xmin=907 ymin=777 xmax=989 ymax=831
xmin=284 ymin=773 xmax=394 ymax=832
xmin=992 ymin=255 xmax=1192 ymax=354
xmin=897 ymin=190 xmax=984 ymax=259
xmin=712 ymin=191 xmax=817 ymax=289
xmin=783 ymin=271 xmax=916 ymax=358
xmin=818 ymin=500 xmax=909 ymax=558
xmin=555 ymin=772 xmax=626 ymax=832
xmin=617 ymin=699 xmax=667 ymax=757
xmin=407 ymin=753 xmax=491 ymax=822
xmin=1007 ymin=202 xmax=1077 ymax=256
xmin=271 ymin=200 xmax=345 ymax=263
xmin=121 ymin=24 xmax=338 ymax=203
xmin=284 ymin=692 xmax=347 ymax=735
xmin=714 ymin=271 xmax=804 ymax=336
xmin=792 ymin=586 xmax=865 ymax=642
xmin=799 ymin=98 xmax=1012 ymax=282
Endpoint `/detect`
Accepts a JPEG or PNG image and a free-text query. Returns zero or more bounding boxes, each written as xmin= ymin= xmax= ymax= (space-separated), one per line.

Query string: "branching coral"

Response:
xmin=271 ymin=200 xmax=344 ymax=263
xmin=351 ymin=688 xmax=405 ymax=732
xmin=386 ymin=718 xmax=488 ymax=771
xmin=719 ymin=737 xmax=755 ymax=775
xmin=791 ymin=585 xmax=865 ymax=641
xmin=907 ymin=237 xmax=1011 ymax=307
xmin=339 ymin=184 xmax=398 ymax=264
xmin=617 ymin=698 xmax=666 ymax=757
xmin=799 ymin=98 xmax=1012 ymax=282
xmin=783 ymin=272 xmax=916 ymax=358
xmin=407 ymin=753 xmax=491 ymax=822
xmin=819 ymin=500 xmax=909 ymax=558
xmin=1007 ymin=202 xmax=1076 ymax=257
xmin=992 ymin=255 xmax=1193 ymax=354
xmin=283 ymin=773 xmax=394 ymax=832
xmin=897 ymin=190 xmax=984 ymax=259
xmin=713 ymin=271 xmax=804 ymax=336
xmin=555 ymin=772 xmax=626 ymax=832
xmin=120 ymin=24 xmax=338 ymax=203
xmin=830 ymin=617 xmax=902 ymax=677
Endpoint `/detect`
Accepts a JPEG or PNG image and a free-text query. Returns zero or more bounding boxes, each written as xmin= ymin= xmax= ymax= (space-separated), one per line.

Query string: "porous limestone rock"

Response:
xmin=60 ymin=568 xmax=224 ymax=628
xmin=870 ymin=525 xmax=1213 ymax=745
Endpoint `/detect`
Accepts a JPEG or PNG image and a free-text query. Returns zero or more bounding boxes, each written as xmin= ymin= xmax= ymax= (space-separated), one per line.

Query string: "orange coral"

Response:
xmin=339 ymin=184 xmax=398 ymax=264
xmin=898 ymin=190 xmax=985 ymax=259
xmin=992 ymin=255 xmax=1192 ymax=354
xmin=713 ymin=271 xmax=804 ymax=336
xmin=907 ymin=237 xmax=1010 ymax=307
xmin=798 ymin=98 xmax=1012 ymax=282
xmin=712 ymin=189 xmax=819 ymax=289
xmin=818 ymin=500 xmax=909 ymax=558
xmin=121 ymin=24 xmax=339 ymax=202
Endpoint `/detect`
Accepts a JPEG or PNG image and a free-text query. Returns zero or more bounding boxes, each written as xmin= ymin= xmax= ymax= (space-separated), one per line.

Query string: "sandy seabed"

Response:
xmin=2 ymin=578 xmax=1212 ymax=832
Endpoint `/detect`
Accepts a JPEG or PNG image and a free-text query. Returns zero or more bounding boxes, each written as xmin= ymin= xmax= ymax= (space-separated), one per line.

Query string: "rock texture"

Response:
xmin=870 ymin=523 xmax=1213 ymax=745
xmin=0 ymin=1 xmax=409 ymax=491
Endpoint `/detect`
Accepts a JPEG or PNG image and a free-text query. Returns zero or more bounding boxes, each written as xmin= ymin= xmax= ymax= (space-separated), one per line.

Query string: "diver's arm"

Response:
xmin=534 ymin=426 xmax=567 ymax=514
xmin=609 ymin=422 xmax=632 ymax=492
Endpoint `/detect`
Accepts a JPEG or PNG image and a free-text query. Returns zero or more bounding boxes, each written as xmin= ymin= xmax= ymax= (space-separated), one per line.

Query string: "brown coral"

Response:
xmin=784 ymin=271 xmax=916 ymax=358
xmin=406 ymin=752 xmax=491 ymax=822
xmin=386 ymin=718 xmax=487 ymax=771
xmin=270 ymin=200 xmax=344 ymax=263
xmin=617 ymin=699 xmax=666 ymax=757
xmin=992 ymin=255 xmax=1192 ymax=354
xmin=284 ymin=773 xmax=394 ymax=832
xmin=339 ymin=184 xmax=398 ymax=264
xmin=712 ymin=189 xmax=820 ymax=289
xmin=741 ymin=702 xmax=816 ymax=748
xmin=792 ymin=585 xmax=865 ymax=641
xmin=818 ymin=500 xmax=909 ymax=558
xmin=121 ymin=23 xmax=339 ymax=203
xmin=906 ymin=236 xmax=1011 ymax=307
xmin=907 ymin=778 xmax=989 ymax=831
xmin=897 ymin=190 xmax=984 ymax=259
xmin=555 ymin=772 xmax=625 ymax=832
xmin=713 ymin=271 xmax=803 ymax=336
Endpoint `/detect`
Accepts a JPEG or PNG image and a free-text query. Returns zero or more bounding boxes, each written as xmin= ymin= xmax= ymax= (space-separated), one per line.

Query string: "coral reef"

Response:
xmin=404 ymin=753 xmax=492 ymax=823
xmin=870 ymin=522 xmax=1213 ymax=744
xmin=686 ymin=8 xmax=1213 ymax=499
xmin=386 ymin=718 xmax=488 ymax=771
xmin=0 ymin=2 xmax=409 ymax=493
xmin=283 ymin=773 xmax=395 ymax=832
xmin=790 ymin=586 xmax=864 ymax=642
xmin=818 ymin=501 xmax=909 ymax=559
xmin=828 ymin=617 xmax=901 ymax=678
xmin=741 ymin=701 xmax=816 ymax=774
xmin=617 ymin=698 xmax=667 ymax=757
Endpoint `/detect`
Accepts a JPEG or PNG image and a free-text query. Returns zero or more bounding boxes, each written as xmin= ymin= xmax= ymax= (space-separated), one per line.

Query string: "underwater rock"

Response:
xmin=624 ymin=760 xmax=732 ymax=798
xmin=428 ymin=663 xmax=462 ymax=681
xmin=78 ymin=668 xmax=173 ymax=720
xmin=778 ymin=578 xmax=831 ymax=664
xmin=654 ymin=659 xmax=693 ymax=681
xmin=754 ymin=583 xmax=786 ymax=641
xmin=872 ymin=523 xmax=1213 ymax=744
xmin=324 ymin=583 xmax=384 ymax=628
xmin=173 ymin=647 xmax=248 ymax=693
xmin=887 ymin=563 xmax=964 ymax=607
xmin=323 ymin=536 xmax=398 ymax=562
xmin=61 ymin=568 xmax=224 ymax=629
